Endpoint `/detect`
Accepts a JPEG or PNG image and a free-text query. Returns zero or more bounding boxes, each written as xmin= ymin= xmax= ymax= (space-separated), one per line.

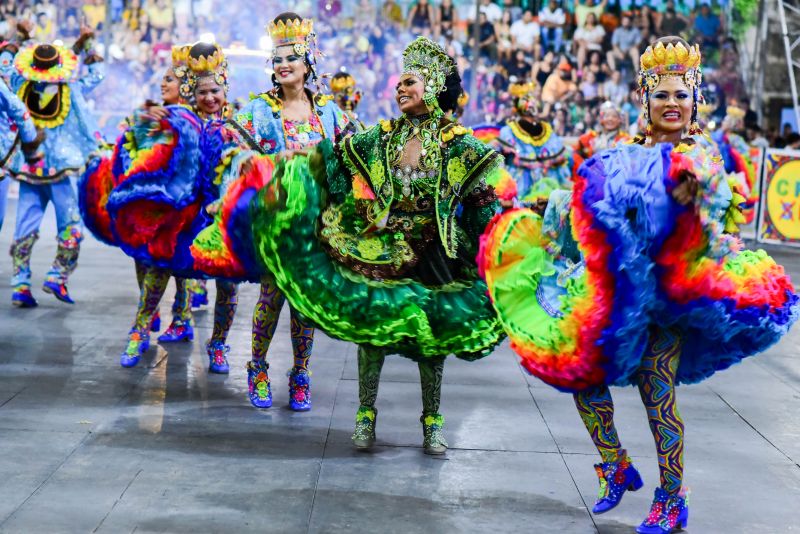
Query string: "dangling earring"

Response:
xmin=644 ymin=121 xmax=653 ymax=138
xmin=688 ymin=98 xmax=702 ymax=136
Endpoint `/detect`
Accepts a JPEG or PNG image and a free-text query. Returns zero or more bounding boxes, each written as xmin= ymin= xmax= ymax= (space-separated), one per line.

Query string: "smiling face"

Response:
xmin=194 ymin=75 xmax=225 ymax=115
xmin=648 ymin=76 xmax=693 ymax=135
xmin=599 ymin=108 xmax=622 ymax=131
xmin=160 ymin=65 xmax=180 ymax=104
xmin=272 ymin=45 xmax=308 ymax=89
xmin=395 ymin=74 xmax=428 ymax=116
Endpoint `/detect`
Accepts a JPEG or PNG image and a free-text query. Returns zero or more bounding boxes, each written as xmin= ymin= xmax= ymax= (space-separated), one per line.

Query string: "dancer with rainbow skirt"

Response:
xmin=479 ymin=37 xmax=797 ymax=533
xmin=493 ymin=81 xmax=571 ymax=206
xmin=79 ymin=44 xmax=198 ymax=345
xmin=5 ymin=25 xmax=104 ymax=307
xmin=248 ymin=37 xmax=504 ymax=454
xmin=99 ymin=42 xmax=240 ymax=371
xmin=227 ymin=13 xmax=349 ymax=412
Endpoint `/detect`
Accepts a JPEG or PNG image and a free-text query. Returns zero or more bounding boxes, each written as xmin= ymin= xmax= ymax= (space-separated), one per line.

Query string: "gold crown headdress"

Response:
xmin=171 ymin=44 xmax=190 ymax=67
xmin=268 ymin=18 xmax=314 ymax=55
xmin=330 ymin=73 xmax=356 ymax=93
xmin=637 ymin=41 xmax=702 ymax=92
xmin=179 ymin=42 xmax=229 ymax=103
xmin=637 ymin=41 xmax=704 ymax=137
xmin=402 ymin=37 xmax=457 ymax=115
xmin=509 ymin=81 xmax=536 ymax=99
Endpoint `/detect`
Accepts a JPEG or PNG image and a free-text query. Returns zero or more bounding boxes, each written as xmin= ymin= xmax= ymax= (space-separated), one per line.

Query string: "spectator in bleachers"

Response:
xmin=480 ymin=0 xmax=502 ymax=24
xmin=506 ymin=49 xmax=532 ymax=81
xmin=437 ymin=0 xmax=457 ymax=40
xmin=574 ymin=0 xmax=608 ymax=30
xmin=585 ymin=49 xmax=609 ymax=83
xmin=381 ymin=0 xmax=404 ymax=31
xmin=573 ymin=12 xmax=605 ymax=70
xmin=693 ymin=3 xmax=722 ymax=51
xmin=33 ymin=10 xmax=54 ymax=41
xmin=607 ymin=14 xmax=641 ymax=71
xmin=354 ymin=0 xmax=376 ymax=30
xmin=408 ymin=0 xmax=434 ymax=36
xmin=660 ymin=2 xmax=689 ymax=37
xmin=542 ymin=60 xmax=577 ymax=105
xmin=532 ymin=50 xmax=556 ymax=87
xmin=147 ymin=0 xmax=173 ymax=33
xmin=500 ymin=0 xmax=521 ymax=22
xmin=495 ymin=9 xmax=514 ymax=62
xmin=602 ymin=70 xmax=628 ymax=106
xmin=510 ymin=10 xmax=538 ymax=56
xmin=81 ymin=0 xmax=105 ymax=29
xmin=473 ymin=11 xmax=497 ymax=60
xmin=538 ymin=0 xmax=566 ymax=55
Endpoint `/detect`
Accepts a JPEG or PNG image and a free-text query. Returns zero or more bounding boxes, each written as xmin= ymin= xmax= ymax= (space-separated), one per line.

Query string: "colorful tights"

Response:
xmin=357 ymin=346 xmax=445 ymax=415
xmin=574 ymin=327 xmax=684 ymax=494
xmin=132 ymin=266 xmax=191 ymax=324
xmin=210 ymin=280 xmax=238 ymax=343
xmin=251 ymin=276 xmax=314 ymax=370
xmin=133 ymin=268 xmax=170 ymax=332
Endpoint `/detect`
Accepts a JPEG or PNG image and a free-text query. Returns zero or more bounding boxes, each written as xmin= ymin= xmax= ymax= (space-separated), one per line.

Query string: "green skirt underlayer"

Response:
xmin=250 ymin=151 xmax=504 ymax=362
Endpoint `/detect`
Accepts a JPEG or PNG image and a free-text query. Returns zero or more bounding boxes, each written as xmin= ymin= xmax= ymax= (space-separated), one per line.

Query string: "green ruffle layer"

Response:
xmin=250 ymin=147 xmax=504 ymax=361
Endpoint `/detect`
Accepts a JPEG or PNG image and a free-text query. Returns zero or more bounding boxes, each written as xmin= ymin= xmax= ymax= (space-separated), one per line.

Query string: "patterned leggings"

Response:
xmin=573 ymin=327 xmax=684 ymax=494
xmin=251 ymin=275 xmax=314 ymax=370
xmin=133 ymin=268 xmax=234 ymax=337
xmin=211 ymin=280 xmax=238 ymax=343
xmin=357 ymin=345 xmax=445 ymax=415
xmin=133 ymin=261 xmax=191 ymax=323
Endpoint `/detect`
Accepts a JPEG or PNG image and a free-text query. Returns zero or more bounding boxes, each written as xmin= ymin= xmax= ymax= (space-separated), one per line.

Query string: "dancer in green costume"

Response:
xmin=251 ymin=37 xmax=504 ymax=454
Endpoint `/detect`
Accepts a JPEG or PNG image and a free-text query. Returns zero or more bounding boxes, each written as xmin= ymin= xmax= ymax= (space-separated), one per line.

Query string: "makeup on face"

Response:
xmin=648 ymin=76 xmax=693 ymax=134
xmin=395 ymin=74 xmax=427 ymax=116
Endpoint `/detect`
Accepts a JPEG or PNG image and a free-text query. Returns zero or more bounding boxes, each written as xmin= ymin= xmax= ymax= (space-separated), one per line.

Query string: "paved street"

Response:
xmin=1 ymin=196 xmax=799 ymax=534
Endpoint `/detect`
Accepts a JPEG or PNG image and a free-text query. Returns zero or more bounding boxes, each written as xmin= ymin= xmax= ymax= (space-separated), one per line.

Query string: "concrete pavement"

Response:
xmin=1 ymin=198 xmax=799 ymax=533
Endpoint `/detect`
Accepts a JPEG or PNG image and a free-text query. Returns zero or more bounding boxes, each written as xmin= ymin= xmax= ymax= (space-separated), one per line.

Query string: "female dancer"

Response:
xmin=480 ymin=37 xmax=797 ymax=533
xmin=81 ymin=45 xmax=198 ymax=342
xmin=249 ymin=37 xmax=503 ymax=453
xmin=495 ymin=81 xmax=571 ymax=206
xmin=115 ymin=42 xmax=239 ymax=372
xmin=229 ymin=13 xmax=349 ymax=411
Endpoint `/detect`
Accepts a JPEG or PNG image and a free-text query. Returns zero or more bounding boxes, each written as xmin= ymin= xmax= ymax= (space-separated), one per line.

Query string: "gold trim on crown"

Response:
xmin=330 ymin=74 xmax=356 ymax=93
xmin=268 ymin=18 xmax=314 ymax=48
xmin=509 ymin=81 xmax=536 ymax=99
xmin=171 ymin=44 xmax=190 ymax=67
xmin=638 ymin=41 xmax=702 ymax=92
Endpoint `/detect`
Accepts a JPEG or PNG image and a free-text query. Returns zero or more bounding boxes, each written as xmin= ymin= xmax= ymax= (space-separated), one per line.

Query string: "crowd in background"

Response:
xmin=0 ymin=0 xmax=768 ymax=142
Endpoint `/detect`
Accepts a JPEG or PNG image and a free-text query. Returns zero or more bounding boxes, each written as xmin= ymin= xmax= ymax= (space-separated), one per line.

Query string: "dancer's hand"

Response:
xmin=671 ymin=170 xmax=698 ymax=206
xmin=142 ymin=104 xmax=169 ymax=122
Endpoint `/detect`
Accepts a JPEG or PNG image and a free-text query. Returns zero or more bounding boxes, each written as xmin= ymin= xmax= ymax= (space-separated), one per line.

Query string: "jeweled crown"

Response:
xmin=402 ymin=37 xmax=456 ymax=93
xmin=509 ymin=81 xmax=536 ymax=99
xmin=171 ymin=44 xmax=190 ymax=67
xmin=268 ymin=18 xmax=314 ymax=48
xmin=187 ymin=44 xmax=225 ymax=73
xmin=638 ymin=41 xmax=702 ymax=92
xmin=330 ymin=73 xmax=356 ymax=93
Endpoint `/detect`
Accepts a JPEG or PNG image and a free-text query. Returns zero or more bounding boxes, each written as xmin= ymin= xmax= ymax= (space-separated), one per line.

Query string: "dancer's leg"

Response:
xmin=352 ymin=345 xmax=386 ymax=448
xmin=573 ymin=386 xmax=623 ymax=462
xmin=637 ymin=326 xmax=684 ymax=494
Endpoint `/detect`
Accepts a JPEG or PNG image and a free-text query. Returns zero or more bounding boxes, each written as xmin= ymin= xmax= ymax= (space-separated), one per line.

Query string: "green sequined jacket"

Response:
xmin=314 ymin=116 xmax=501 ymax=284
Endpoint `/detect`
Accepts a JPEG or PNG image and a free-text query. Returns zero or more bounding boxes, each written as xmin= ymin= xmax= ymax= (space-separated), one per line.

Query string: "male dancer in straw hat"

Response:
xmin=5 ymin=24 xmax=104 ymax=307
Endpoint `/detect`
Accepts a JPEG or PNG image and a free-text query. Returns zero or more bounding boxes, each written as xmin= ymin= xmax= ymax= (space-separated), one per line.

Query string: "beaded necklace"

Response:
xmin=386 ymin=112 xmax=442 ymax=199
